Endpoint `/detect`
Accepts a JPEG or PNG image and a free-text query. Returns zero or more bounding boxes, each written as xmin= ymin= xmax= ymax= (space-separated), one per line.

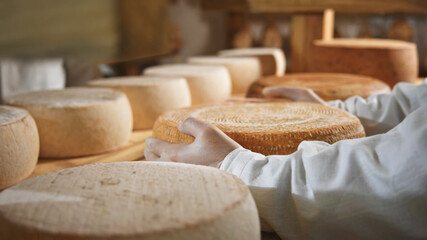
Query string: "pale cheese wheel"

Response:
xmin=188 ymin=56 xmax=262 ymax=94
xmin=153 ymin=102 xmax=365 ymax=155
xmin=4 ymin=88 xmax=133 ymax=158
xmin=310 ymin=39 xmax=418 ymax=87
xmin=218 ymin=48 xmax=286 ymax=76
xmin=88 ymin=76 xmax=191 ymax=130
xmin=247 ymin=73 xmax=391 ymax=101
xmin=0 ymin=106 xmax=39 ymax=189
xmin=144 ymin=64 xmax=232 ymax=105
xmin=0 ymin=162 xmax=260 ymax=240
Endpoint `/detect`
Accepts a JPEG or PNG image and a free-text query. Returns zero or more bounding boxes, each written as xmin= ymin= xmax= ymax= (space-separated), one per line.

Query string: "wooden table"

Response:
xmin=31 ymin=130 xmax=152 ymax=177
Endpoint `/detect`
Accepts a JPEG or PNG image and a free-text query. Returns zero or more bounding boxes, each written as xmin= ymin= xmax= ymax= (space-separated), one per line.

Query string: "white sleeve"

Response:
xmin=220 ymin=105 xmax=427 ymax=240
xmin=327 ymin=80 xmax=427 ymax=136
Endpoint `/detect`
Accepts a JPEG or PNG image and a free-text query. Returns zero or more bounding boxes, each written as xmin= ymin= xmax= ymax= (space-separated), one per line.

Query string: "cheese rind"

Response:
xmin=4 ymin=88 xmax=133 ymax=158
xmin=88 ymin=76 xmax=191 ymax=130
xmin=247 ymin=73 xmax=391 ymax=101
xmin=310 ymin=39 xmax=418 ymax=87
xmin=188 ymin=56 xmax=262 ymax=94
xmin=144 ymin=64 xmax=232 ymax=105
xmin=218 ymin=48 xmax=286 ymax=76
xmin=0 ymin=106 xmax=39 ymax=189
xmin=0 ymin=162 xmax=260 ymax=240
xmin=153 ymin=102 xmax=365 ymax=155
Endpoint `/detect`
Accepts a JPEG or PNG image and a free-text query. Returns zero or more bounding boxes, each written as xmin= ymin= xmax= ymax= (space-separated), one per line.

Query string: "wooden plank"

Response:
xmin=290 ymin=13 xmax=323 ymax=72
xmin=322 ymin=9 xmax=335 ymax=40
xmin=202 ymin=0 xmax=427 ymax=13
xmin=30 ymin=130 xmax=152 ymax=177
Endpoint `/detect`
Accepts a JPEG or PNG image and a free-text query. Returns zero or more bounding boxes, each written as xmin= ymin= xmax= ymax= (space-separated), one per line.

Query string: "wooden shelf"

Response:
xmin=31 ymin=130 xmax=152 ymax=177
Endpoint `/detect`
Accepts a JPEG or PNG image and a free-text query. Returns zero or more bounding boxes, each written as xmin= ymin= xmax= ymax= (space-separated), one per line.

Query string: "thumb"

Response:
xmin=178 ymin=117 xmax=211 ymax=137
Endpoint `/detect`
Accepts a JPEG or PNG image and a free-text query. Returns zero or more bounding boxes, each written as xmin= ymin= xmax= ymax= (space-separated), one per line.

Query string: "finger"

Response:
xmin=262 ymin=86 xmax=307 ymax=99
xmin=145 ymin=137 xmax=186 ymax=161
xmin=178 ymin=117 xmax=211 ymax=137
xmin=144 ymin=148 xmax=160 ymax=161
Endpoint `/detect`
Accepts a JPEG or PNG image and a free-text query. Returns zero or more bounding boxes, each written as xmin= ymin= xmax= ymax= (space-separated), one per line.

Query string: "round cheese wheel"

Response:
xmin=4 ymin=88 xmax=133 ymax=158
xmin=247 ymin=73 xmax=391 ymax=101
xmin=0 ymin=106 xmax=39 ymax=189
xmin=187 ymin=56 xmax=262 ymax=94
xmin=144 ymin=64 xmax=232 ymax=105
xmin=88 ymin=76 xmax=191 ymax=130
xmin=218 ymin=48 xmax=286 ymax=76
xmin=310 ymin=39 xmax=418 ymax=87
xmin=153 ymin=102 xmax=365 ymax=155
xmin=0 ymin=162 xmax=260 ymax=240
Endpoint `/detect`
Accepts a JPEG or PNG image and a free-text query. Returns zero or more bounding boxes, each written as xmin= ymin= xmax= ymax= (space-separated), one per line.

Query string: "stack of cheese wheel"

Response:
xmin=4 ymin=88 xmax=133 ymax=158
xmin=144 ymin=64 xmax=231 ymax=105
xmin=88 ymin=76 xmax=191 ymax=130
xmin=218 ymin=48 xmax=286 ymax=76
xmin=0 ymin=162 xmax=260 ymax=240
xmin=153 ymin=102 xmax=365 ymax=155
xmin=0 ymin=106 xmax=39 ymax=189
xmin=310 ymin=39 xmax=418 ymax=87
xmin=247 ymin=73 xmax=391 ymax=101
xmin=187 ymin=56 xmax=262 ymax=94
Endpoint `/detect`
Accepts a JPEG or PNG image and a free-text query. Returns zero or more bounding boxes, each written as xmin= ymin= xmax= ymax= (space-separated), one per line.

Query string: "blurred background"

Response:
xmin=1 ymin=0 xmax=426 ymax=99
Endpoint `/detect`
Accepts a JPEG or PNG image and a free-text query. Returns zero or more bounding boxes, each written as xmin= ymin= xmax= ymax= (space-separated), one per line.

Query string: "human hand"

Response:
xmin=144 ymin=117 xmax=241 ymax=167
xmin=263 ymin=86 xmax=327 ymax=105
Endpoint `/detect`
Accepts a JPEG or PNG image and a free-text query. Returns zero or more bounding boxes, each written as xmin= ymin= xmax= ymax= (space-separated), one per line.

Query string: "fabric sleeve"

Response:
xmin=220 ymin=105 xmax=427 ymax=240
xmin=327 ymin=79 xmax=427 ymax=136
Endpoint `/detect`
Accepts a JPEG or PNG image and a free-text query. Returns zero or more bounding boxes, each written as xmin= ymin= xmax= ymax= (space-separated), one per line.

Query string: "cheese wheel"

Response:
xmin=218 ymin=48 xmax=286 ymax=76
xmin=0 ymin=162 xmax=260 ymax=240
xmin=88 ymin=76 xmax=191 ymax=130
xmin=247 ymin=73 xmax=391 ymax=101
xmin=188 ymin=56 xmax=262 ymax=94
xmin=310 ymin=39 xmax=418 ymax=87
xmin=153 ymin=102 xmax=365 ymax=155
xmin=4 ymin=88 xmax=133 ymax=158
xmin=0 ymin=106 xmax=39 ymax=189
xmin=144 ymin=64 xmax=231 ymax=105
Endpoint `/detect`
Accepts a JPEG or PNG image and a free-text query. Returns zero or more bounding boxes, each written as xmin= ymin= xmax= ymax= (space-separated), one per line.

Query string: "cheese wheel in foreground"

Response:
xmin=153 ymin=102 xmax=365 ymax=155
xmin=88 ymin=76 xmax=191 ymax=130
xmin=218 ymin=48 xmax=286 ymax=76
xmin=188 ymin=56 xmax=262 ymax=94
xmin=144 ymin=64 xmax=231 ymax=105
xmin=0 ymin=106 xmax=39 ymax=189
xmin=0 ymin=162 xmax=260 ymax=240
xmin=247 ymin=73 xmax=391 ymax=101
xmin=4 ymin=88 xmax=133 ymax=158
xmin=310 ymin=39 xmax=418 ymax=87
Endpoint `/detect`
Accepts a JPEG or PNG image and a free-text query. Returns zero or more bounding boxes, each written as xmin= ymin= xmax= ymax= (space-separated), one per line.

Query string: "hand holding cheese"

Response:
xmin=262 ymin=86 xmax=327 ymax=105
xmin=145 ymin=117 xmax=241 ymax=167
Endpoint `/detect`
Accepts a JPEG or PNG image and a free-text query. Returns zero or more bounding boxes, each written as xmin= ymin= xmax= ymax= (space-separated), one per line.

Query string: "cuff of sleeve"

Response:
xmin=220 ymin=147 xmax=261 ymax=177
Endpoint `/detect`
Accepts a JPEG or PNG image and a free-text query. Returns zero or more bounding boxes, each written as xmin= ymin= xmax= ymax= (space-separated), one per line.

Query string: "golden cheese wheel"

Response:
xmin=218 ymin=48 xmax=286 ymax=76
xmin=0 ymin=106 xmax=39 ymax=189
xmin=0 ymin=162 xmax=260 ymax=240
xmin=88 ymin=76 xmax=191 ymax=130
xmin=246 ymin=73 xmax=391 ymax=101
xmin=153 ymin=102 xmax=365 ymax=155
xmin=310 ymin=39 xmax=418 ymax=87
xmin=4 ymin=88 xmax=133 ymax=158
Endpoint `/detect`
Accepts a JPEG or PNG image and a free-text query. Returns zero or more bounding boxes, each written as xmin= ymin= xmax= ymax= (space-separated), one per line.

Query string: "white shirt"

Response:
xmin=220 ymin=80 xmax=427 ymax=240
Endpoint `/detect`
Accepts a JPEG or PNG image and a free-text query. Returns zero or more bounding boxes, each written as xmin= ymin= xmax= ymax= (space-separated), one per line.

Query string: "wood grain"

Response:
xmin=31 ymin=130 xmax=152 ymax=177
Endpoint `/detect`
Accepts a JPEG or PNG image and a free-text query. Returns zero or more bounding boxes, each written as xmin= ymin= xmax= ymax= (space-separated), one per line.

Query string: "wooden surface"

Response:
xmin=202 ymin=0 xmax=427 ymax=13
xmin=31 ymin=130 xmax=152 ymax=178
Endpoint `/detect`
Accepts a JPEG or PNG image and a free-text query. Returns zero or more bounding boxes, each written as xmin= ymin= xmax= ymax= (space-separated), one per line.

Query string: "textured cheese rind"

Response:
xmin=188 ymin=56 xmax=262 ymax=94
xmin=153 ymin=102 xmax=365 ymax=155
xmin=144 ymin=64 xmax=232 ymax=105
xmin=4 ymin=88 xmax=133 ymax=158
xmin=0 ymin=162 xmax=260 ymax=240
xmin=247 ymin=73 xmax=391 ymax=101
xmin=311 ymin=39 xmax=418 ymax=87
xmin=0 ymin=106 xmax=39 ymax=189
xmin=88 ymin=76 xmax=191 ymax=130
xmin=218 ymin=48 xmax=286 ymax=76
